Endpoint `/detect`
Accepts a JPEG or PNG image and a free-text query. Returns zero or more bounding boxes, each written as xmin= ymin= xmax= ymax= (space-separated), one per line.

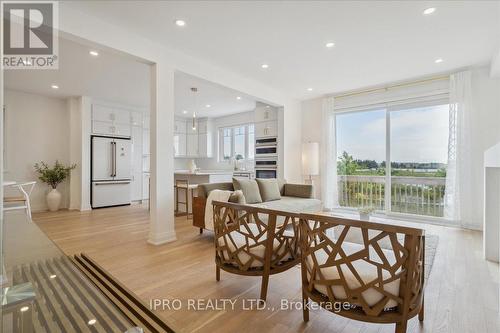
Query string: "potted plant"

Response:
xmin=234 ymin=154 xmax=244 ymax=171
xmin=358 ymin=206 xmax=376 ymax=221
xmin=34 ymin=161 xmax=76 ymax=211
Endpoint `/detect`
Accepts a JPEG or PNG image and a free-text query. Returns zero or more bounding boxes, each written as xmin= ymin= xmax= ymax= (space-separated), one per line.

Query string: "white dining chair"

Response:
xmin=3 ymin=181 xmax=36 ymax=220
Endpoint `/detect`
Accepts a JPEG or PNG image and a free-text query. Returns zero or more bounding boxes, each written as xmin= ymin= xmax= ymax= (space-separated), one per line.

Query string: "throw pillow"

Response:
xmin=232 ymin=178 xmax=262 ymax=204
xmin=256 ymin=178 xmax=282 ymax=202
xmin=229 ymin=190 xmax=246 ymax=204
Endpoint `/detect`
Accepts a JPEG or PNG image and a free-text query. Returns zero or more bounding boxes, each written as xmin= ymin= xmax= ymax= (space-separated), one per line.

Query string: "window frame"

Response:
xmin=334 ymin=97 xmax=450 ymax=219
xmin=218 ymin=123 xmax=255 ymax=162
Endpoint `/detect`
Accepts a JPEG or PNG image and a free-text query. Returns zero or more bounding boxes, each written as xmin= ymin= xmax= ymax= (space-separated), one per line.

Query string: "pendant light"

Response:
xmin=191 ymin=87 xmax=197 ymax=130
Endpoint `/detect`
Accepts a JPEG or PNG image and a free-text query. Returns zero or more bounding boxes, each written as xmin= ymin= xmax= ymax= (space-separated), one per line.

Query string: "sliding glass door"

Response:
xmin=389 ymin=103 xmax=449 ymax=217
xmin=336 ymin=109 xmax=386 ymax=210
xmin=335 ymin=100 xmax=449 ymax=218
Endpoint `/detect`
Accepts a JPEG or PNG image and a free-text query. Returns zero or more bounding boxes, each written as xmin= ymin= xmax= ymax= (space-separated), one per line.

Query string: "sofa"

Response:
xmin=192 ymin=178 xmax=322 ymax=232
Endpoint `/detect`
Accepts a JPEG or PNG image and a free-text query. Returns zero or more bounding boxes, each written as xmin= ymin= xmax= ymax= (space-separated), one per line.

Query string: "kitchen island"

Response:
xmin=174 ymin=170 xmax=233 ymax=185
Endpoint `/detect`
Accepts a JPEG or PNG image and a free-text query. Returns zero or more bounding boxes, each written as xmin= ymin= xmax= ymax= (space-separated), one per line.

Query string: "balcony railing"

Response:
xmin=337 ymin=175 xmax=446 ymax=217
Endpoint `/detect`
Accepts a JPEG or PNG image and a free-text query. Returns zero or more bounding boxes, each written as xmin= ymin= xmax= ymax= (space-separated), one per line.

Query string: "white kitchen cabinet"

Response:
xmin=173 ymin=118 xmax=213 ymax=158
xmin=198 ymin=132 xmax=212 ymax=157
xmin=197 ymin=119 xmax=208 ymax=133
xmin=130 ymin=112 xmax=142 ymax=126
xmin=113 ymin=123 xmax=132 ymax=137
xmin=187 ymin=119 xmax=198 ymax=134
xmin=143 ymin=115 xmax=150 ymax=129
xmin=186 ymin=133 xmax=198 ymax=156
xmin=93 ymin=104 xmax=130 ymax=124
xmin=255 ymin=121 xmax=277 ymax=138
xmin=174 ymin=133 xmax=187 ymax=157
xmin=255 ymin=106 xmax=277 ymax=122
xmin=142 ymin=173 xmax=150 ymax=200
xmin=93 ymin=121 xmax=131 ymax=137
xmin=196 ymin=118 xmax=213 ymax=157
xmin=174 ymin=119 xmax=186 ymax=134
xmin=142 ymin=129 xmax=150 ymax=154
xmin=131 ymin=126 xmax=143 ymax=201
xmin=92 ymin=104 xmax=115 ymax=122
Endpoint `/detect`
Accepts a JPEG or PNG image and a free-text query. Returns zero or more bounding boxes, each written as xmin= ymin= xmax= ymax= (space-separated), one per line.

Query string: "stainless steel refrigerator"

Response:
xmin=91 ymin=136 xmax=132 ymax=208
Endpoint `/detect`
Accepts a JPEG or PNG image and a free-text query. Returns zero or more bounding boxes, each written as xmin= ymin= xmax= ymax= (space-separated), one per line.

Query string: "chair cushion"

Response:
xmin=256 ymin=178 xmax=281 ymax=202
xmin=217 ymin=223 xmax=293 ymax=268
xmin=232 ymin=178 xmax=262 ymax=204
xmin=306 ymin=241 xmax=400 ymax=308
xmin=249 ymin=196 xmax=322 ymax=214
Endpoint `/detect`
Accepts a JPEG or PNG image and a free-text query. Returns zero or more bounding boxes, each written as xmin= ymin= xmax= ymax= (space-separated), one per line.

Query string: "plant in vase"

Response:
xmin=234 ymin=154 xmax=244 ymax=171
xmin=34 ymin=161 xmax=76 ymax=211
xmin=358 ymin=206 xmax=376 ymax=221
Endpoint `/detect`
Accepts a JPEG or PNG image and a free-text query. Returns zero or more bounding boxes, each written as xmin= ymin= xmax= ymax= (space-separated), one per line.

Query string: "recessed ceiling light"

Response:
xmin=265 ymin=105 xmax=270 ymax=108
xmin=89 ymin=50 xmax=99 ymax=56
xmin=51 ymin=84 xmax=59 ymax=89
xmin=236 ymin=96 xmax=241 ymax=100
xmin=205 ymin=104 xmax=211 ymax=108
xmin=182 ymin=110 xmax=188 ymax=114
xmin=20 ymin=306 xmax=29 ymax=312
xmin=88 ymin=319 xmax=97 ymax=325
xmin=307 ymin=88 xmax=313 ymax=91
xmin=325 ymin=42 xmax=335 ymax=48
xmin=434 ymin=58 xmax=443 ymax=63
xmin=423 ymin=7 xmax=436 ymax=15
xmin=174 ymin=19 xmax=186 ymax=27
xmin=261 ymin=64 xmax=269 ymax=69
xmin=50 ymin=274 xmax=57 ymax=279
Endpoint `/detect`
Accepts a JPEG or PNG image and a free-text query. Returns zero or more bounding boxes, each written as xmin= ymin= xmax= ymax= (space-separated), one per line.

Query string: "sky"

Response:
xmin=336 ymin=104 xmax=450 ymax=164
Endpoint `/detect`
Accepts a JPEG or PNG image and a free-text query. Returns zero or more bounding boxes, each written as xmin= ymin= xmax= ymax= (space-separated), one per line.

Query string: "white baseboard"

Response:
xmin=147 ymin=230 xmax=177 ymax=245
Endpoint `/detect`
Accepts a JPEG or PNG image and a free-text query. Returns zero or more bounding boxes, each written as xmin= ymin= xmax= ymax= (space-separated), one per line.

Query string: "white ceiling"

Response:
xmin=175 ymin=72 xmax=256 ymax=118
xmin=4 ymin=37 xmax=152 ymax=108
xmin=64 ymin=1 xmax=500 ymax=100
xmin=4 ymin=38 xmax=259 ymax=117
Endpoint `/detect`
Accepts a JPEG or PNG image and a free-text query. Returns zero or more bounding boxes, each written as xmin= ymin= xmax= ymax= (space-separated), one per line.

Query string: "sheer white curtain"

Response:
xmin=321 ymin=97 xmax=339 ymax=210
xmin=444 ymin=70 xmax=474 ymax=228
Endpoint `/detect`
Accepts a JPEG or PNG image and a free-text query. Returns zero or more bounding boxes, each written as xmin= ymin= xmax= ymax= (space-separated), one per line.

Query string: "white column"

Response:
xmin=68 ymin=96 xmax=92 ymax=211
xmin=148 ymin=63 xmax=176 ymax=245
xmin=282 ymin=100 xmax=303 ymax=183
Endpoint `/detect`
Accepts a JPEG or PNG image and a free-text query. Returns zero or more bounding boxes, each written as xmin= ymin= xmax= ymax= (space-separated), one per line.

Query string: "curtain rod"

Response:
xmin=332 ymin=75 xmax=450 ymax=100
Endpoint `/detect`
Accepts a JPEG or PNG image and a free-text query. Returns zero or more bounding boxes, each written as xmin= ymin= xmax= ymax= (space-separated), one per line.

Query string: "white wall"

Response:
xmin=301 ymin=66 xmax=500 ymax=229
xmin=68 ymin=96 xmax=92 ymax=211
xmin=467 ymin=66 xmax=500 ymax=229
xmin=4 ymin=90 xmax=70 ymax=212
xmin=282 ymin=100 xmax=303 ymax=183
xmin=301 ymin=97 xmax=323 ymax=197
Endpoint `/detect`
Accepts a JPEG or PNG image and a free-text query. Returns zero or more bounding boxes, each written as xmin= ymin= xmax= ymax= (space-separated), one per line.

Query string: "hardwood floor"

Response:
xmin=32 ymin=204 xmax=499 ymax=333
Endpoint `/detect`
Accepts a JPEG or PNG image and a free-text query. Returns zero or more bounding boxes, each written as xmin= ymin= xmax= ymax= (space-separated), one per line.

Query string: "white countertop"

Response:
xmin=174 ymin=170 xmax=252 ymax=176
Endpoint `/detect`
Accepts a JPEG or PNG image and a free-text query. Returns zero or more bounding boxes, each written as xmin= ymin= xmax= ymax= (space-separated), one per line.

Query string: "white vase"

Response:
xmin=188 ymin=160 xmax=197 ymax=173
xmin=47 ymin=188 xmax=62 ymax=212
xmin=359 ymin=213 xmax=370 ymax=221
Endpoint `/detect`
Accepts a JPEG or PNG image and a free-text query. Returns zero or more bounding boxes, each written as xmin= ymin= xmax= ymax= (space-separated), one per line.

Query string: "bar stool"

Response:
xmin=175 ymin=180 xmax=198 ymax=220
